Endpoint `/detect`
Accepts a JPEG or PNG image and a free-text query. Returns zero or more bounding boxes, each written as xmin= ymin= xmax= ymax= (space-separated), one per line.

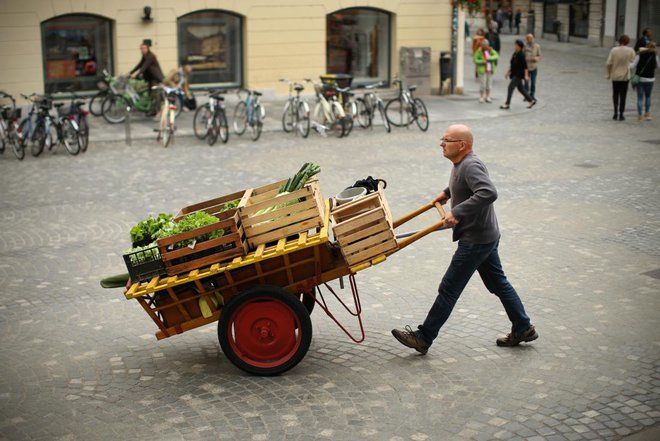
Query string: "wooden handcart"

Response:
xmin=118 ymin=186 xmax=446 ymax=376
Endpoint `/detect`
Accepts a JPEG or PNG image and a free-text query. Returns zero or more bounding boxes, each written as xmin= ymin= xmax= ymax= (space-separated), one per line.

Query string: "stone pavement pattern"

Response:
xmin=0 ymin=35 xmax=659 ymax=440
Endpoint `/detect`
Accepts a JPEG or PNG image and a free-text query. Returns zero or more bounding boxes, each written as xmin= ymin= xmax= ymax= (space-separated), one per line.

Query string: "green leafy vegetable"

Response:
xmin=130 ymin=213 xmax=173 ymax=245
xmin=220 ymin=199 xmax=240 ymax=212
xmin=154 ymin=211 xmax=225 ymax=249
xmin=279 ymin=162 xmax=321 ymax=193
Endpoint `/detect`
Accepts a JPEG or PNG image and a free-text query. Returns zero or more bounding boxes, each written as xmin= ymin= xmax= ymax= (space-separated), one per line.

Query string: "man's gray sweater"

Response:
xmin=443 ymin=153 xmax=500 ymax=244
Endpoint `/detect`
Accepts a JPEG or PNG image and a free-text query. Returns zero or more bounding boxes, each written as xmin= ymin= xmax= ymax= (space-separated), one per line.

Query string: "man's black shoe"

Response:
xmin=618 ymin=114 xmax=625 ymax=121
xmin=391 ymin=326 xmax=429 ymax=355
xmin=496 ymin=325 xmax=539 ymax=347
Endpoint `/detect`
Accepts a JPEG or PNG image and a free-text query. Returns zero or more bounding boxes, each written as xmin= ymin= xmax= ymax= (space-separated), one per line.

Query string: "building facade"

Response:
xmin=0 ymin=0 xmax=452 ymax=100
xmin=527 ymin=0 xmax=657 ymax=47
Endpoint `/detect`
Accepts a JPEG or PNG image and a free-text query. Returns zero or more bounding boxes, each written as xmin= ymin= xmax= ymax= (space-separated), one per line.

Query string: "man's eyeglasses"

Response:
xmin=440 ymin=137 xmax=463 ymax=144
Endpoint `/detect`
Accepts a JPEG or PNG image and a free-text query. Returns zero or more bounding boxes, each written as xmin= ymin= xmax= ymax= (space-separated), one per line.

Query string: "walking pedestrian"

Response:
xmin=634 ymin=28 xmax=652 ymax=53
xmin=474 ymin=39 xmax=499 ymax=103
xmin=523 ymin=33 xmax=542 ymax=100
xmin=630 ymin=41 xmax=659 ymax=122
xmin=500 ymin=39 xmax=536 ymax=109
xmin=472 ymin=28 xmax=487 ymax=79
xmin=486 ymin=22 xmax=501 ymax=53
xmin=606 ymin=35 xmax=636 ymax=121
xmin=391 ymin=124 xmax=538 ymax=355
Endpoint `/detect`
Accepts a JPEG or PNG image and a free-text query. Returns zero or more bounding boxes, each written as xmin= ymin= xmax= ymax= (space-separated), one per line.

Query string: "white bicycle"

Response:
xmin=307 ymin=79 xmax=346 ymax=137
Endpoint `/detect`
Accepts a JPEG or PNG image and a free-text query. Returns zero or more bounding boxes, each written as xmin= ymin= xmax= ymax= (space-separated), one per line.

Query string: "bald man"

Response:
xmin=523 ymin=33 xmax=541 ymax=100
xmin=392 ymin=124 xmax=537 ymax=354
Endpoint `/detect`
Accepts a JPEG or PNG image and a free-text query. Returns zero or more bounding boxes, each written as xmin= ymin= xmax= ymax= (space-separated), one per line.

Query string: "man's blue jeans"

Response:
xmin=416 ymin=239 xmax=531 ymax=346
xmin=524 ymin=69 xmax=538 ymax=99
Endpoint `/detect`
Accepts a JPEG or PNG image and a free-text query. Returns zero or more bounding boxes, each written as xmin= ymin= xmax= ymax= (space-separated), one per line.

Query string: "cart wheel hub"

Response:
xmin=230 ymin=299 xmax=301 ymax=365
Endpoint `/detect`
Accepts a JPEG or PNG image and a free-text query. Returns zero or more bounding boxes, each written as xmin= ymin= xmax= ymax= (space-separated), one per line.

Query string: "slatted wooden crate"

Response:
xmin=330 ymin=190 xmax=398 ymax=267
xmin=237 ymin=179 xmax=325 ymax=249
xmin=174 ymin=189 xmax=247 ymax=221
xmin=156 ymin=211 xmax=248 ymax=276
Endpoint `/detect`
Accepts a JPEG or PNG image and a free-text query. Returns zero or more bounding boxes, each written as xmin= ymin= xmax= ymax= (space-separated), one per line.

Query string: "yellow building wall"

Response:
xmin=0 ymin=0 xmax=451 ymax=101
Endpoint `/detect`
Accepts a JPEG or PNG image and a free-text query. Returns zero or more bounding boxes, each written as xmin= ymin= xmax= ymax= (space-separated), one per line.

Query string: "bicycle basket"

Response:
xmin=114 ymin=76 xmax=129 ymax=93
xmin=6 ymin=107 xmax=21 ymax=120
xmin=320 ymin=74 xmax=353 ymax=88
xmin=96 ymin=80 xmax=109 ymax=91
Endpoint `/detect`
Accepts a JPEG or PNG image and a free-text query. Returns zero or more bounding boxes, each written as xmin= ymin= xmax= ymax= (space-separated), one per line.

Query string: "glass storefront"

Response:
xmin=177 ymin=10 xmax=243 ymax=87
xmin=326 ymin=8 xmax=391 ymax=86
xmin=543 ymin=2 xmax=558 ymax=34
xmin=41 ymin=14 xmax=113 ymax=93
xmin=569 ymin=1 xmax=589 ymax=38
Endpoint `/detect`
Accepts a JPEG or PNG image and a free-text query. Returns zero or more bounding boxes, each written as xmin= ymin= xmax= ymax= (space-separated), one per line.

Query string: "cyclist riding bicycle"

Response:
xmin=130 ymin=41 xmax=164 ymax=116
xmin=164 ymin=60 xmax=194 ymax=111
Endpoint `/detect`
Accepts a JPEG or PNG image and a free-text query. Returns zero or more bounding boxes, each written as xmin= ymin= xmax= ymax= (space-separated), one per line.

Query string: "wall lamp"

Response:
xmin=142 ymin=6 xmax=153 ymax=22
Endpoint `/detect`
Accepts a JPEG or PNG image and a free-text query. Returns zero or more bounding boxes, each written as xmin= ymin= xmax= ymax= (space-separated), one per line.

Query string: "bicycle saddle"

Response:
xmin=54 ymin=103 xmax=65 ymax=108
xmin=408 ymin=85 xmax=417 ymax=92
xmin=253 ymin=91 xmax=263 ymax=97
xmin=74 ymin=101 xmax=86 ymax=107
xmin=294 ymin=86 xmax=304 ymax=92
xmin=209 ymin=93 xmax=225 ymax=101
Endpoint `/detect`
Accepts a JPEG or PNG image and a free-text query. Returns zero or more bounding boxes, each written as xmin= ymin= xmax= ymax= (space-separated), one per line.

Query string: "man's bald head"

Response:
xmin=446 ymin=124 xmax=473 ymax=148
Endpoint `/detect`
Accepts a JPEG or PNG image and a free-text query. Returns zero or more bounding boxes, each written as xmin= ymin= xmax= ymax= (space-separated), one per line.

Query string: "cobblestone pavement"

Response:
xmin=0 ymin=35 xmax=658 ymax=441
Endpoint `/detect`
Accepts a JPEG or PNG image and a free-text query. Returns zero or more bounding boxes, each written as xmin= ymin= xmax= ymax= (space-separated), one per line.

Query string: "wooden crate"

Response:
xmin=330 ymin=190 xmax=398 ymax=267
xmin=174 ymin=189 xmax=247 ymax=221
xmin=237 ymin=179 xmax=325 ymax=249
xmin=156 ymin=211 xmax=248 ymax=276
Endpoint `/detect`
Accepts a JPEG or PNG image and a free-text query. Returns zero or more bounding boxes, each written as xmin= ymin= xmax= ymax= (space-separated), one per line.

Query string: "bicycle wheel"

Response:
xmin=385 ymin=97 xmax=413 ymax=127
xmin=78 ymin=116 xmax=89 ymax=152
xmin=193 ymin=104 xmax=212 ymax=139
xmin=89 ymin=91 xmax=106 ymax=116
xmin=330 ymin=102 xmax=345 ymax=138
xmin=249 ymin=104 xmax=263 ymax=141
xmin=343 ymin=101 xmax=356 ymax=137
xmin=9 ymin=122 xmax=24 ymax=160
xmin=232 ymin=101 xmax=247 ymax=136
xmin=102 ymin=94 xmax=128 ymax=124
xmin=174 ymin=95 xmax=184 ymax=118
xmin=61 ymin=119 xmax=81 ymax=155
xmin=31 ymin=122 xmax=46 ymax=157
xmin=0 ymin=123 xmax=5 ymax=154
xmin=17 ymin=119 xmax=30 ymax=149
xmin=218 ymin=110 xmax=229 ymax=143
xmin=356 ymin=98 xmax=371 ymax=128
xmin=207 ymin=113 xmax=219 ymax=146
xmin=377 ymin=101 xmax=391 ymax=133
xmin=297 ymin=101 xmax=310 ymax=138
xmin=413 ymin=98 xmax=429 ymax=131
xmin=282 ymin=100 xmax=295 ymax=133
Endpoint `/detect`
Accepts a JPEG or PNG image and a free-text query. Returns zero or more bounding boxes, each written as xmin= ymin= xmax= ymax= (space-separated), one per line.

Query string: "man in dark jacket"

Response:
xmin=634 ymin=28 xmax=652 ymax=53
xmin=500 ymin=39 xmax=536 ymax=109
xmin=486 ymin=22 xmax=500 ymax=52
xmin=131 ymin=43 xmax=164 ymax=115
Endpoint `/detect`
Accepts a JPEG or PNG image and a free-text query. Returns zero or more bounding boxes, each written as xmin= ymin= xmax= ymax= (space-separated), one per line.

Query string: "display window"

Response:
xmin=326 ymin=8 xmax=391 ymax=86
xmin=569 ymin=1 xmax=589 ymax=38
xmin=41 ymin=14 xmax=113 ymax=93
xmin=177 ymin=10 xmax=243 ymax=87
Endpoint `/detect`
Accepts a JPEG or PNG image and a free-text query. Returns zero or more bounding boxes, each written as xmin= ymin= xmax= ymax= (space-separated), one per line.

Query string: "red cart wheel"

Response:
xmin=218 ymin=285 xmax=312 ymax=376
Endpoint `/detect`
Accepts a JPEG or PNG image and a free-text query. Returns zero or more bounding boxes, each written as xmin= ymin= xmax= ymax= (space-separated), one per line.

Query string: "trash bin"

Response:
xmin=440 ymin=52 xmax=452 ymax=95
xmin=552 ymin=20 xmax=561 ymax=42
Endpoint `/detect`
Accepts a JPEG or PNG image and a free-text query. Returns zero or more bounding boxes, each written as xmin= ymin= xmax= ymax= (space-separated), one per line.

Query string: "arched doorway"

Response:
xmin=41 ymin=14 xmax=113 ymax=93
xmin=326 ymin=8 xmax=391 ymax=86
xmin=178 ymin=10 xmax=243 ymax=87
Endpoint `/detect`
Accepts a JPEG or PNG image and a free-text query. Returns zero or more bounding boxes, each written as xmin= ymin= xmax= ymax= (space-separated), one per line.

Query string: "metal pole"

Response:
xmin=124 ymin=105 xmax=131 ymax=146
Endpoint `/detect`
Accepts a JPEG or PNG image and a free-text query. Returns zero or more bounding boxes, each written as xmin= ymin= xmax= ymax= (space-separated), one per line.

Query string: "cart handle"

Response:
xmin=392 ymin=202 xmax=446 ymax=251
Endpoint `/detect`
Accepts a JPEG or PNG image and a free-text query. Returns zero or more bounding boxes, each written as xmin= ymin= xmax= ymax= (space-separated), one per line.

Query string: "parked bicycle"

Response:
xmin=26 ymin=96 xmax=80 ymax=157
xmin=385 ymin=78 xmax=429 ymax=131
xmin=0 ymin=92 xmax=24 ymax=160
xmin=280 ymin=79 xmax=311 ymax=138
xmin=101 ymin=69 xmax=184 ymax=124
xmin=232 ymin=89 xmax=265 ymax=141
xmin=18 ymin=94 xmax=48 ymax=155
xmin=193 ymin=90 xmax=229 ymax=146
xmin=153 ymin=85 xmax=179 ymax=148
xmin=335 ymin=85 xmax=357 ymax=137
xmin=355 ymin=82 xmax=391 ymax=133
xmin=65 ymin=91 xmax=90 ymax=152
xmin=308 ymin=79 xmax=346 ymax=137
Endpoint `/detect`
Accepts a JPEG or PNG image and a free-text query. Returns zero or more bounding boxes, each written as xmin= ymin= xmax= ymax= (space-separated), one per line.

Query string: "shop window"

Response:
xmin=326 ymin=8 xmax=391 ymax=86
xmin=543 ymin=2 xmax=558 ymax=34
xmin=41 ymin=14 xmax=113 ymax=93
xmin=569 ymin=1 xmax=589 ymax=38
xmin=178 ymin=10 xmax=243 ymax=87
